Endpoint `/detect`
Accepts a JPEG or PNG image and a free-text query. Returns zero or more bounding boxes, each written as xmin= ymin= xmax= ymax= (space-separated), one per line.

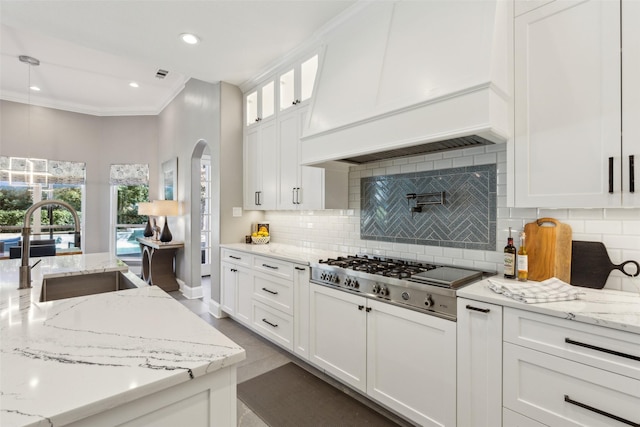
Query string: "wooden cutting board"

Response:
xmin=571 ymin=241 xmax=640 ymax=288
xmin=523 ymin=218 xmax=572 ymax=282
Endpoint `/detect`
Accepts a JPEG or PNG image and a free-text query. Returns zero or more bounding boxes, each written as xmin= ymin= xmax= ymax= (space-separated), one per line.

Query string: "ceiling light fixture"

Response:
xmin=179 ymin=33 xmax=200 ymax=45
xmin=129 ymin=82 xmax=139 ymax=88
xmin=29 ymin=86 xmax=41 ymax=91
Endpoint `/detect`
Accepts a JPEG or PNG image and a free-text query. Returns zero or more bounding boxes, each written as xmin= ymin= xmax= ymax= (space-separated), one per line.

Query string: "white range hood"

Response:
xmin=301 ymin=0 xmax=510 ymax=165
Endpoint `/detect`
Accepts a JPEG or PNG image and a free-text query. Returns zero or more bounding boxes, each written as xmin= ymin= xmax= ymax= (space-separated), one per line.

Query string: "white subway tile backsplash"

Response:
xmin=264 ymin=145 xmax=640 ymax=292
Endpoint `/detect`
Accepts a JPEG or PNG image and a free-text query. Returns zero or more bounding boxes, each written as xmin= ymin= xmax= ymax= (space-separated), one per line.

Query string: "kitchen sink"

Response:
xmin=40 ymin=270 xmax=140 ymax=302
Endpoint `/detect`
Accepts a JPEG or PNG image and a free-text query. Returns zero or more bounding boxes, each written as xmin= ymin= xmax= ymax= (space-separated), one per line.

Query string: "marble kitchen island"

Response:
xmin=0 ymin=253 xmax=245 ymax=427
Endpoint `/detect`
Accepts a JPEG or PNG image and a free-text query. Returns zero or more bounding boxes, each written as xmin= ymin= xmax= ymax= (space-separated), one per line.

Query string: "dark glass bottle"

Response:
xmin=504 ymin=228 xmax=516 ymax=279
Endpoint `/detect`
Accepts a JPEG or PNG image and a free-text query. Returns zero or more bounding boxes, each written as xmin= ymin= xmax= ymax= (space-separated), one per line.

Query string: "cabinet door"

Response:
xmin=293 ymin=265 xmax=310 ymax=359
xmin=367 ymin=300 xmax=457 ymax=427
xmin=623 ymin=0 xmax=640 ymax=207
xmin=309 ymin=284 xmax=367 ymax=392
xmin=514 ymin=0 xmax=621 ymax=207
xmin=277 ymin=109 xmax=300 ymax=210
xmin=220 ymin=262 xmax=237 ymax=315
xmin=235 ymin=266 xmax=253 ymax=326
xmin=244 ymin=126 xmax=262 ymax=209
xmin=245 ymin=121 xmax=277 ymax=210
xmin=260 ymin=120 xmax=278 ymax=210
xmin=456 ymin=298 xmax=503 ymax=427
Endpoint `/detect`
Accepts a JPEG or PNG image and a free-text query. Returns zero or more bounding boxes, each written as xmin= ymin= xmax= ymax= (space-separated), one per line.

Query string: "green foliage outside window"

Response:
xmin=117 ymin=185 xmax=149 ymax=225
xmin=0 ymin=185 xmax=83 ymax=227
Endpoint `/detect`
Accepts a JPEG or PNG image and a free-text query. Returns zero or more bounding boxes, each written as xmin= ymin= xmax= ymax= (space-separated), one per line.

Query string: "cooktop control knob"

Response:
xmin=401 ymin=291 xmax=410 ymax=301
xmin=380 ymin=285 xmax=389 ymax=296
xmin=353 ymin=280 xmax=360 ymax=289
xmin=424 ymin=295 xmax=434 ymax=308
xmin=372 ymin=284 xmax=381 ymax=294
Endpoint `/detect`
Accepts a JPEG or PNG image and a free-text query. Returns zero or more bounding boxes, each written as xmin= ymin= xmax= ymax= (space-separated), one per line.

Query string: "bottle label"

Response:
xmin=518 ymin=255 xmax=528 ymax=272
xmin=504 ymin=254 xmax=515 ymax=275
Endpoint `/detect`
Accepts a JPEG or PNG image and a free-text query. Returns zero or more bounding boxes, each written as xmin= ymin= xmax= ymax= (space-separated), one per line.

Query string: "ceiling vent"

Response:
xmin=155 ymin=69 xmax=169 ymax=79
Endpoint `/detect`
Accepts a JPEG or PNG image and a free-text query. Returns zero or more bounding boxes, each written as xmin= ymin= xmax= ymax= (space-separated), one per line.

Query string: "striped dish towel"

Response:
xmin=488 ymin=277 xmax=584 ymax=304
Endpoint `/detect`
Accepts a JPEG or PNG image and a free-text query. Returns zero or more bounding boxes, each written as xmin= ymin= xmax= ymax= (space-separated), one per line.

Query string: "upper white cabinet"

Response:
xmin=513 ymin=0 xmax=639 ymax=207
xmin=279 ymin=55 xmax=318 ymax=113
xmin=244 ymin=120 xmax=277 ymax=210
xmin=245 ymin=79 xmax=275 ymax=126
xmin=243 ymin=52 xmax=347 ymax=211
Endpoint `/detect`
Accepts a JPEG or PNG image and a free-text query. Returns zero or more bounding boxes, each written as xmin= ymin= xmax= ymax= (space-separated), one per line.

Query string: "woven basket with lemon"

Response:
xmin=251 ymin=226 xmax=270 ymax=244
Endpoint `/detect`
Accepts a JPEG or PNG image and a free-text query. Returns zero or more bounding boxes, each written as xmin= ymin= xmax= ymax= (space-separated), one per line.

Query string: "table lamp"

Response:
xmin=137 ymin=202 xmax=156 ymax=238
xmin=154 ymin=200 xmax=179 ymax=243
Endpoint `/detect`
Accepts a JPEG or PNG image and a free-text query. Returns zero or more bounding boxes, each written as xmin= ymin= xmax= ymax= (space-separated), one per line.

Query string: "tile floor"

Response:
xmin=169 ymin=278 xmax=415 ymax=427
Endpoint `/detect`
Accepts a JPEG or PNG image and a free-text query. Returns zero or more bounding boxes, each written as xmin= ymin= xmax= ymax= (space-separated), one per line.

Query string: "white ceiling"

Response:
xmin=0 ymin=0 xmax=356 ymax=116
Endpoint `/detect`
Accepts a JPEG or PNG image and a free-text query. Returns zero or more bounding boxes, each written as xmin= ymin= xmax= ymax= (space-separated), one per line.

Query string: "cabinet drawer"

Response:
xmin=253 ymin=255 xmax=294 ymax=280
xmin=252 ymin=300 xmax=293 ymax=351
xmin=504 ymin=342 xmax=640 ymax=427
xmin=504 ymin=308 xmax=640 ymax=381
xmin=503 ymin=408 xmax=548 ymax=427
xmin=221 ymin=249 xmax=252 ymax=267
xmin=253 ymin=272 xmax=293 ymax=315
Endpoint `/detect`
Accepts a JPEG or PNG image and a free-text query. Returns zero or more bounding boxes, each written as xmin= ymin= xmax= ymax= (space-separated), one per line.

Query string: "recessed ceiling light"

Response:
xmin=180 ymin=33 xmax=200 ymax=45
xmin=29 ymin=86 xmax=41 ymax=91
xmin=129 ymin=82 xmax=139 ymax=88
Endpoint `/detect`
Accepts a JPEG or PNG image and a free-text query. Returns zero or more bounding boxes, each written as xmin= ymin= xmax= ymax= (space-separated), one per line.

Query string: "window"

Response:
xmin=0 ymin=156 xmax=85 ymax=254
xmin=109 ymin=164 xmax=149 ymax=259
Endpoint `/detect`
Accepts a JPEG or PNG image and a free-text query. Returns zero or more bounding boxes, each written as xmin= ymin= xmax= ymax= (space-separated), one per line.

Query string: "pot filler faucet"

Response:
xmin=18 ymin=199 xmax=81 ymax=290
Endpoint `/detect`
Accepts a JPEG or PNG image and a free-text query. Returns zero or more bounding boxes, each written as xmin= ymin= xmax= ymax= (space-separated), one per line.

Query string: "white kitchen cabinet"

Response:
xmin=278 ymin=54 xmax=318 ymax=113
xmin=251 ymin=299 xmax=294 ymax=351
xmin=244 ymin=119 xmax=277 ymax=210
xmin=244 ymin=78 xmax=275 ymax=127
xmin=367 ymin=299 xmax=456 ymax=427
xmin=513 ymin=0 xmax=624 ymax=208
xmin=309 ymin=284 xmax=367 ymax=393
xmin=502 ymin=307 xmax=640 ymax=427
xmin=456 ymin=298 xmax=503 ymax=427
xmin=220 ymin=252 xmax=253 ymax=326
xmin=293 ymin=264 xmax=310 ymax=359
xmin=278 ymin=106 xmax=325 ymax=210
xmin=622 ymin=0 xmax=640 ymax=207
xmin=503 ymin=408 xmax=548 ymax=427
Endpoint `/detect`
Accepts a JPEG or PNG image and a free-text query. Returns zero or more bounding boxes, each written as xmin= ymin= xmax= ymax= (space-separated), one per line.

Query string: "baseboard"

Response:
xmin=209 ymin=299 xmax=229 ymax=319
xmin=179 ymin=279 xmax=203 ymax=299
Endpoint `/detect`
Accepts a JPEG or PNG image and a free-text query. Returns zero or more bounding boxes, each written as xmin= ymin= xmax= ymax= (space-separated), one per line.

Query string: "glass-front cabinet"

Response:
xmin=279 ymin=54 xmax=319 ymax=113
xmin=245 ymin=79 xmax=275 ymax=126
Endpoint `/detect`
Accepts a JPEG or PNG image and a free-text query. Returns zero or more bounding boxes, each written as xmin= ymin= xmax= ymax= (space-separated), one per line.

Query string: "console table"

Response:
xmin=137 ymin=238 xmax=184 ymax=292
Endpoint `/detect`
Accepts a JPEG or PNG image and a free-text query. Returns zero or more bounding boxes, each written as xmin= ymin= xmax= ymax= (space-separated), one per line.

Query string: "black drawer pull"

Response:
xmin=466 ymin=304 xmax=490 ymax=313
xmin=229 ymin=255 xmax=241 ymax=260
xmin=564 ymin=395 xmax=639 ymax=427
xmin=295 ymin=266 xmax=306 ymax=271
xmin=262 ymin=263 xmax=279 ymax=270
xmin=565 ymin=338 xmax=640 ymax=362
xmin=262 ymin=318 xmax=278 ymax=328
xmin=230 ymin=269 xmax=237 ymax=273
xmin=630 ymin=155 xmax=635 ymax=193
xmin=261 ymin=287 xmax=278 ymax=295
xmin=609 ymin=157 xmax=614 ymax=193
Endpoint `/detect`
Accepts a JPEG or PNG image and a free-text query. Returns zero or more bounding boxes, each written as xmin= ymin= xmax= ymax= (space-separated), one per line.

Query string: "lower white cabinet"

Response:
xmin=252 ymin=299 xmax=294 ymax=350
xmin=456 ymin=298 xmax=503 ymax=427
xmin=293 ymin=265 xmax=310 ymax=359
xmin=309 ymin=283 xmax=367 ymax=392
xmin=503 ymin=408 xmax=548 ymax=427
xmin=309 ymin=283 xmax=457 ymax=426
xmin=503 ymin=342 xmax=640 ymax=427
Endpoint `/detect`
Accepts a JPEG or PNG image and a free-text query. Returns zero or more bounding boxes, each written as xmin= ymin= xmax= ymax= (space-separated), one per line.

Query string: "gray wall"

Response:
xmin=158 ymin=79 xmax=260 ymax=301
xmin=0 ymin=100 xmax=159 ymax=253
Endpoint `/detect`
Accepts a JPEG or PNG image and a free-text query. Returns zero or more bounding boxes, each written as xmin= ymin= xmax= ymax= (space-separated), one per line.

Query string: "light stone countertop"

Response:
xmin=0 ymin=253 xmax=245 ymax=427
xmin=458 ymin=277 xmax=640 ymax=335
xmin=221 ymin=242 xmax=346 ymax=265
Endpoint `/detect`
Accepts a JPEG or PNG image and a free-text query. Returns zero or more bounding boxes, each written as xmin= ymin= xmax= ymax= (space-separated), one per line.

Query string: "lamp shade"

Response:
xmin=137 ymin=202 xmax=156 ymax=216
xmin=153 ymin=200 xmax=179 ymax=217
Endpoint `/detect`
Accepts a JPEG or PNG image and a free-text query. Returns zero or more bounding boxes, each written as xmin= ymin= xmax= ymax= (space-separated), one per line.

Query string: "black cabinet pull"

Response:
xmin=262 ymin=263 xmax=279 ymax=270
xmin=466 ymin=304 xmax=490 ymax=313
xmin=294 ymin=266 xmax=306 ymax=271
xmin=230 ymin=268 xmax=237 ymax=273
xmin=358 ymin=305 xmax=364 ymax=311
xmin=262 ymin=318 xmax=278 ymax=328
xmin=229 ymin=255 xmax=241 ymax=260
xmin=630 ymin=155 xmax=635 ymax=193
xmin=564 ymin=395 xmax=639 ymax=427
xmin=254 ymin=191 xmax=259 ymax=206
xmin=609 ymin=157 xmax=614 ymax=193
xmin=565 ymin=338 xmax=640 ymax=362
xmin=366 ymin=307 xmax=371 ymax=312
xmin=261 ymin=287 xmax=278 ymax=295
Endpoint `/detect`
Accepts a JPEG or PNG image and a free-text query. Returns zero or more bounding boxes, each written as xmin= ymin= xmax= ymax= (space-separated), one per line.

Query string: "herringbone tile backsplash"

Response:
xmin=361 ymin=165 xmax=496 ymax=250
